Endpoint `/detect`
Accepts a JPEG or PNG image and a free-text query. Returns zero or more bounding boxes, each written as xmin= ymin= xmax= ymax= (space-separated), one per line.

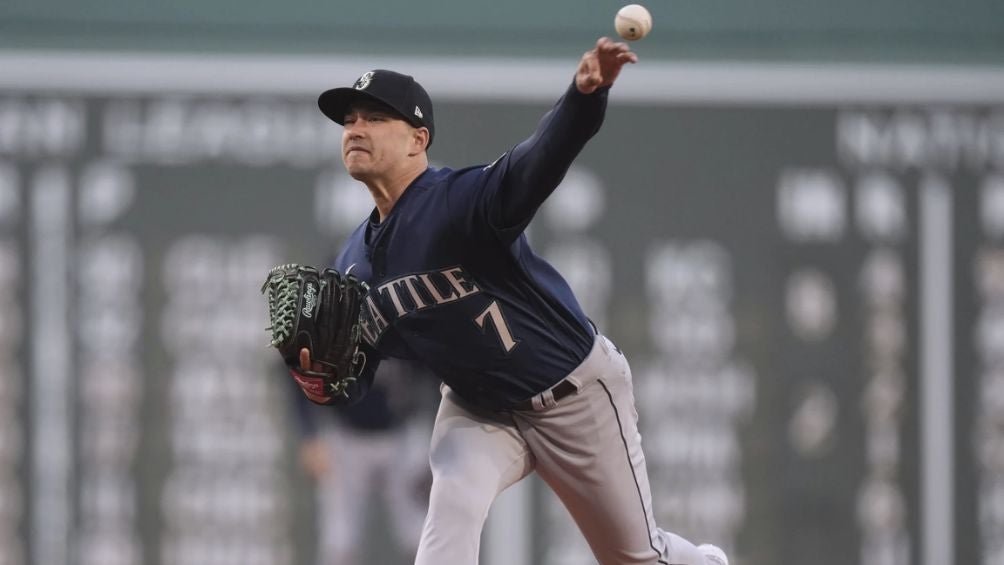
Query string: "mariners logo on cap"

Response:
xmin=354 ymin=71 xmax=375 ymax=90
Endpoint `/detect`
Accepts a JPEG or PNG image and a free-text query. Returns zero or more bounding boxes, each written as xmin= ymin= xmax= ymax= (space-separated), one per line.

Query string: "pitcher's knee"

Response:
xmin=426 ymin=470 xmax=494 ymax=526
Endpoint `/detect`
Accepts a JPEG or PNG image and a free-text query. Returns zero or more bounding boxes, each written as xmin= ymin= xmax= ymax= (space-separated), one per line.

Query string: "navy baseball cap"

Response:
xmin=318 ymin=69 xmax=435 ymax=147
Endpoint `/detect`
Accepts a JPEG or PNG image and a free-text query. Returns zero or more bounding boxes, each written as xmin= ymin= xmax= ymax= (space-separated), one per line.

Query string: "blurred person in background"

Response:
xmin=292 ymin=358 xmax=437 ymax=565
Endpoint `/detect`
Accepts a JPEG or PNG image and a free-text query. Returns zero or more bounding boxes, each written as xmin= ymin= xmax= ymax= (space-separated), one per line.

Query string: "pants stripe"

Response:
xmin=599 ymin=379 xmax=671 ymax=565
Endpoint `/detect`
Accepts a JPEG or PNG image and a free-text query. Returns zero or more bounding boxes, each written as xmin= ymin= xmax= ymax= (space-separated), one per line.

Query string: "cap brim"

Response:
xmin=318 ymin=87 xmax=367 ymax=125
xmin=318 ymin=87 xmax=421 ymax=128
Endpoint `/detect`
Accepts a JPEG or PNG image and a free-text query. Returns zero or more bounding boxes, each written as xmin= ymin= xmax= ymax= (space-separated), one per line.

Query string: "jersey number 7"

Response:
xmin=474 ymin=300 xmax=520 ymax=354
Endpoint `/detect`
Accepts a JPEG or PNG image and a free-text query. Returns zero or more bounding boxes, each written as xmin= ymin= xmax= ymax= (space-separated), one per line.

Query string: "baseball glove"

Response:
xmin=261 ymin=263 xmax=369 ymax=404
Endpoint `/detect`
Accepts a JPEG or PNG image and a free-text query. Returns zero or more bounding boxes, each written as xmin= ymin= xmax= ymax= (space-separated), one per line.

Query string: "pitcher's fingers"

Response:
xmin=600 ymin=39 xmax=629 ymax=55
xmin=299 ymin=348 xmax=311 ymax=371
xmin=612 ymin=41 xmax=632 ymax=53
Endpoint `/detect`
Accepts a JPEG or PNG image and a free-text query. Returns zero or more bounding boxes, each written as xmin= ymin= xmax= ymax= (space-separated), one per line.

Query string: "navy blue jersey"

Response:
xmin=333 ymin=81 xmax=608 ymax=411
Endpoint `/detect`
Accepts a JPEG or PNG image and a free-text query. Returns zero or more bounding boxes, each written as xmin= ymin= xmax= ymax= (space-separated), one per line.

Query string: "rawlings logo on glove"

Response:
xmin=302 ymin=282 xmax=318 ymax=318
xmin=261 ymin=263 xmax=369 ymax=404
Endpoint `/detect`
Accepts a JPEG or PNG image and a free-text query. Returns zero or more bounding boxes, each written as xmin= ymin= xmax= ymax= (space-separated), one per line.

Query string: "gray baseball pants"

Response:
xmin=414 ymin=334 xmax=709 ymax=565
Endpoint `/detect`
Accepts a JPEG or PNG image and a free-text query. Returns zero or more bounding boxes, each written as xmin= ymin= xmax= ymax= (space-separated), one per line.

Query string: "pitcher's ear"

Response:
xmin=413 ymin=127 xmax=430 ymax=153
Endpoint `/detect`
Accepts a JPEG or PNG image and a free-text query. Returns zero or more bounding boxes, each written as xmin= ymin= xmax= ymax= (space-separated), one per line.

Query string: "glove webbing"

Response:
xmin=261 ymin=263 xmax=300 ymax=348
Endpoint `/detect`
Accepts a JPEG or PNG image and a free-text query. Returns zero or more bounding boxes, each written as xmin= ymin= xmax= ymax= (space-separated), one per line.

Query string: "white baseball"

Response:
xmin=615 ymin=4 xmax=653 ymax=41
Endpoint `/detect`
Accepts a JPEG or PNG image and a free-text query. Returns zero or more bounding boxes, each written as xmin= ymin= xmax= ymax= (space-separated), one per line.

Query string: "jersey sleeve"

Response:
xmin=446 ymin=80 xmax=609 ymax=243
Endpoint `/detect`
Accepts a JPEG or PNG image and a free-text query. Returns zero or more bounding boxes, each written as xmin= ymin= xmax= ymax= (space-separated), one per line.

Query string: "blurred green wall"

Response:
xmin=1 ymin=0 xmax=1002 ymax=63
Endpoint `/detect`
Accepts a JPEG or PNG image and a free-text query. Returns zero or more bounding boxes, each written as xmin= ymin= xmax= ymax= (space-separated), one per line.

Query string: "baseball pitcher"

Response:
xmin=266 ymin=37 xmax=730 ymax=565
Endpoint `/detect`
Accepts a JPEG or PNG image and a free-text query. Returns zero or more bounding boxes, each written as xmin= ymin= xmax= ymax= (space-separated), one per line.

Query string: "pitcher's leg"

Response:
xmin=515 ymin=338 xmax=708 ymax=565
xmin=415 ymin=386 xmax=534 ymax=565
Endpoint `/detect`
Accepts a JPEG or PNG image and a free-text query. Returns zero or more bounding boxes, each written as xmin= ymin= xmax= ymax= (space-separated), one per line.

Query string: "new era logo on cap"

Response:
xmin=318 ymin=69 xmax=436 ymax=147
